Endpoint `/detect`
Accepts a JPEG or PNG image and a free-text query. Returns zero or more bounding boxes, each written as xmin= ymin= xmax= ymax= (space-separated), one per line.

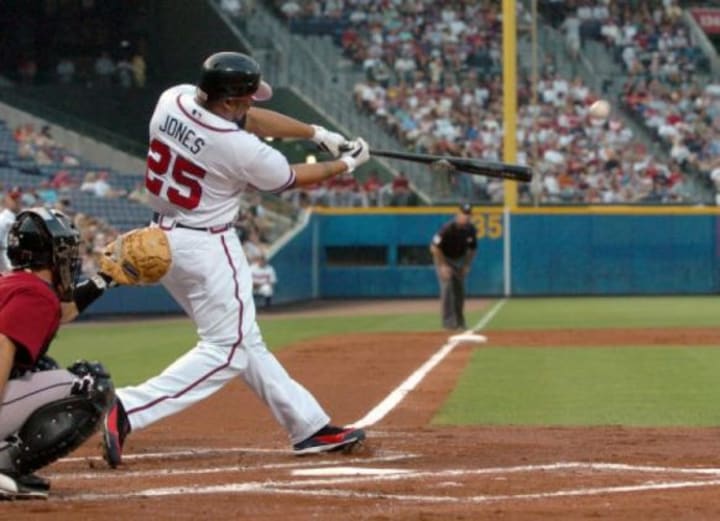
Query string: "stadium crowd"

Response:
xmin=270 ymin=0 xmax=696 ymax=204
xmin=541 ymin=0 xmax=719 ymax=200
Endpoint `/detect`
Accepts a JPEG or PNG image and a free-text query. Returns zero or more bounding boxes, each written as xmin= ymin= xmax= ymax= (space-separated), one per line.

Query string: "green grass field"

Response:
xmin=52 ymin=297 xmax=720 ymax=427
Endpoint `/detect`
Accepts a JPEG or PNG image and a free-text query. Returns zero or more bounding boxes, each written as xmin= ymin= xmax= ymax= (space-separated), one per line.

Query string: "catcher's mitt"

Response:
xmin=99 ymin=227 xmax=171 ymax=285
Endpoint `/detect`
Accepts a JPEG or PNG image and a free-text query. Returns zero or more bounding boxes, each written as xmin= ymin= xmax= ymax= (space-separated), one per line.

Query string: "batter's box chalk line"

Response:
xmin=56 ymin=460 xmax=720 ymax=504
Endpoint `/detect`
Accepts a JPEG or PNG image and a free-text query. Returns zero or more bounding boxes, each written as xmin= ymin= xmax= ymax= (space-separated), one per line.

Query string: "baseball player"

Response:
xmin=0 ymin=188 xmax=23 ymax=271
xmin=101 ymin=51 xmax=370 ymax=467
xmin=430 ymin=203 xmax=478 ymax=330
xmin=0 ymin=207 xmax=115 ymax=499
xmin=250 ymin=254 xmax=277 ymax=308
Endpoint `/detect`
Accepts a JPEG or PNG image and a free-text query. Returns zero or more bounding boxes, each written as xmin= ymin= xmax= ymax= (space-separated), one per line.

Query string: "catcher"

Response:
xmin=0 ymin=214 xmax=168 ymax=499
xmin=0 ymin=208 xmax=118 ymax=500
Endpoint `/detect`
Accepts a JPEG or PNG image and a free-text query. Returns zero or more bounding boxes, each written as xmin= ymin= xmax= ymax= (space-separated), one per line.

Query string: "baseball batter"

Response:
xmin=102 ymin=51 xmax=370 ymax=466
xmin=0 ymin=208 xmax=115 ymax=499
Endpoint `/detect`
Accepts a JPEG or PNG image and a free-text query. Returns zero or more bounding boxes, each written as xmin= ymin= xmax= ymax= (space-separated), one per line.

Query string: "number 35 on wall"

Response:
xmin=471 ymin=214 xmax=503 ymax=240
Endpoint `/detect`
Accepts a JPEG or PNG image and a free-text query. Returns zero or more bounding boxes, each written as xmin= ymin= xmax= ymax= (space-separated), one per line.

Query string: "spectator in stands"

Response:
xmin=80 ymin=171 xmax=99 ymax=193
xmin=50 ymin=170 xmax=77 ymax=191
xmin=561 ymin=11 xmax=581 ymax=61
xmin=131 ymin=53 xmax=147 ymax=88
xmin=17 ymin=56 xmax=37 ymax=85
xmin=0 ymin=188 xmax=22 ymax=271
xmin=220 ymin=0 xmax=243 ymax=20
xmin=389 ymin=173 xmax=419 ymax=206
xmin=80 ymin=171 xmax=127 ymax=198
xmin=36 ymin=181 xmax=58 ymax=206
xmin=250 ymin=255 xmax=277 ymax=309
xmin=56 ymin=57 xmax=76 ymax=84
xmin=710 ymin=168 xmax=720 ymax=205
xmin=279 ymin=0 xmax=301 ymax=19
xmin=72 ymin=212 xmax=119 ymax=276
xmin=20 ymin=189 xmax=40 ymax=207
xmin=127 ymin=182 xmax=150 ymax=205
xmin=242 ymin=227 xmax=265 ymax=265
xmin=246 ymin=193 xmax=273 ymax=241
xmin=54 ymin=198 xmax=74 ymax=219
xmin=94 ymin=52 xmax=116 ymax=86
xmin=362 ymin=171 xmax=383 ymax=206
xmin=116 ymin=58 xmax=134 ymax=88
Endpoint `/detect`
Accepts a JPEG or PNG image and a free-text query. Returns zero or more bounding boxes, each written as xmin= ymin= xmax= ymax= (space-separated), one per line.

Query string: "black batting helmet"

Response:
xmin=197 ymin=51 xmax=273 ymax=102
xmin=8 ymin=207 xmax=81 ymax=301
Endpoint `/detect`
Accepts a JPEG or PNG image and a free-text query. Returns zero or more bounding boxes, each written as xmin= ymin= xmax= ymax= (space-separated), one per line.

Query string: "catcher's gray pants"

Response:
xmin=438 ymin=261 xmax=467 ymax=330
xmin=0 ymin=370 xmax=76 ymax=453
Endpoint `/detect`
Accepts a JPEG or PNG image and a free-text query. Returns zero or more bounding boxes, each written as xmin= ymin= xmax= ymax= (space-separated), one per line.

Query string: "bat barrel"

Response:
xmin=370 ymin=149 xmax=532 ymax=182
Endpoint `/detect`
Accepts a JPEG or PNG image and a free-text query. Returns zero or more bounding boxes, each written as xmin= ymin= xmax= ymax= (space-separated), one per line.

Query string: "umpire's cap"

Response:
xmin=197 ymin=52 xmax=273 ymax=102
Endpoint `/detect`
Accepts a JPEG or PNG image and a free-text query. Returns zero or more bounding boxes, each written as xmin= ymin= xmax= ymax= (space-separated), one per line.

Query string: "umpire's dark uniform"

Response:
xmin=430 ymin=203 xmax=477 ymax=330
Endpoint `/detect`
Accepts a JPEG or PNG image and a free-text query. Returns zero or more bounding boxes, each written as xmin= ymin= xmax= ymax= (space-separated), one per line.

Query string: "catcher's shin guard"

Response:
xmin=2 ymin=396 xmax=104 ymax=475
xmin=0 ymin=362 xmax=114 ymax=476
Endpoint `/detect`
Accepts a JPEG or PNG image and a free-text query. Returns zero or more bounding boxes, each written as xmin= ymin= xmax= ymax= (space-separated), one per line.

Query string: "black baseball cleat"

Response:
xmin=102 ymin=397 xmax=131 ymax=468
xmin=17 ymin=473 xmax=50 ymax=491
xmin=293 ymin=425 xmax=366 ymax=455
xmin=0 ymin=472 xmax=48 ymax=500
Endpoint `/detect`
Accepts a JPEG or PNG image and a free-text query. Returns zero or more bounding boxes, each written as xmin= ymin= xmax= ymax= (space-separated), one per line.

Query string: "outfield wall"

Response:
xmin=274 ymin=207 xmax=720 ymax=300
xmin=83 ymin=207 xmax=720 ymax=316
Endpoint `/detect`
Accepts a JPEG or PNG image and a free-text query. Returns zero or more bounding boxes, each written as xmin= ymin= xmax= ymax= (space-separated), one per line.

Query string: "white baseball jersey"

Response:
xmin=145 ymin=84 xmax=296 ymax=227
xmin=116 ymin=85 xmax=330 ymax=445
xmin=0 ymin=209 xmax=17 ymax=271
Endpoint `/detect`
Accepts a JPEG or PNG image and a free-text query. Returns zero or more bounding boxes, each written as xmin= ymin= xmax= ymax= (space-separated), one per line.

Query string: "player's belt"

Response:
xmin=152 ymin=213 xmax=232 ymax=234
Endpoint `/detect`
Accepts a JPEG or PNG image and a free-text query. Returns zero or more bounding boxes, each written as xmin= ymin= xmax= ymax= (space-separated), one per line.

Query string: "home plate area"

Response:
xmin=47 ymin=444 xmax=720 ymax=505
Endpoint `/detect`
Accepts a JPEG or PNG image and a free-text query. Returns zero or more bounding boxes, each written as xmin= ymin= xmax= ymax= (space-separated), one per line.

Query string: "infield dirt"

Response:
xmin=5 ymin=302 xmax=720 ymax=520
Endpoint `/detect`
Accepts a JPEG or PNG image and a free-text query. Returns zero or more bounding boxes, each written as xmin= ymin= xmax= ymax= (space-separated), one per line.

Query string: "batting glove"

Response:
xmin=339 ymin=138 xmax=370 ymax=173
xmin=311 ymin=124 xmax=348 ymax=158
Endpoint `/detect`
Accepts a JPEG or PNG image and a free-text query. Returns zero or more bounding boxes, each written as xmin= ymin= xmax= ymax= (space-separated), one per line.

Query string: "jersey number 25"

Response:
xmin=145 ymin=138 xmax=207 ymax=210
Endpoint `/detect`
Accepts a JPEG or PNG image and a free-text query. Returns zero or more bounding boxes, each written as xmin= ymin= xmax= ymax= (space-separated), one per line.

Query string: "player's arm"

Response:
xmin=430 ymin=243 xmax=446 ymax=266
xmin=245 ymin=108 xmax=348 ymax=157
xmin=61 ymin=273 xmax=115 ymax=324
xmin=462 ymin=249 xmax=476 ymax=277
xmin=244 ymin=108 xmax=314 ymax=139
xmin=292 ymin=137 xmax=370 ymax=187
xmin=0 ymin=333 xmax=16 ymax=398
xmin=291 ymin=161 xmax=352 ymax=187
xmin=430 ymin=235 xmax=452 ymax=279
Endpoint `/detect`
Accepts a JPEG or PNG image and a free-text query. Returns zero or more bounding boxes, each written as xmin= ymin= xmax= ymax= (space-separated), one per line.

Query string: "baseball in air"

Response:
xmin=588 ymin=99 xmax=611 ymax=119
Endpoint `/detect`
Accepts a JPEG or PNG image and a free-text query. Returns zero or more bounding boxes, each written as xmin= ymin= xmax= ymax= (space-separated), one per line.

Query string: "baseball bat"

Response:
xmin=368 ymin=149 xmax=533 ymax=182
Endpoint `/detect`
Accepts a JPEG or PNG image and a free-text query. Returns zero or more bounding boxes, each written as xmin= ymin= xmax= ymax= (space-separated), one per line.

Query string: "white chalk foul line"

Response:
xmin=63 ymin=474 xmax=720 ymax=504
xmin=57 ymin=446 xmax=292 ymax=465
xmin=48 ymin=452 xmax=417 ymax=481
xmin=471 ymin=298 xmax=506 ymax=331
xmin=351 ymin=299 xmax=506 ymax=429
xmin=57 ymin=460 xmax=720 ymax=503
xmin=228 ymin=478 xmax=720 ymax=504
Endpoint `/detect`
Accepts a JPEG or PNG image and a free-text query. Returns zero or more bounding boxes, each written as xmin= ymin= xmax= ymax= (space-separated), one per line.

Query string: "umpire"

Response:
xmin=430 ymin=203 xmax=477 ymax=330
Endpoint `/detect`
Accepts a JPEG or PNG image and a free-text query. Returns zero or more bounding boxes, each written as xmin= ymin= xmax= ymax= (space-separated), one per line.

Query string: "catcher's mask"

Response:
xmin=8 ymin=207 xmax=81 ymax=301
xmin=196 ymin=51 xmax=273 ymax=103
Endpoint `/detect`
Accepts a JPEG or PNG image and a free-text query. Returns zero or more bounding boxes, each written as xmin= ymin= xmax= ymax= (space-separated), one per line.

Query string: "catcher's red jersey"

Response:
xmin=0 ymin=271 xmax=60 ymax=369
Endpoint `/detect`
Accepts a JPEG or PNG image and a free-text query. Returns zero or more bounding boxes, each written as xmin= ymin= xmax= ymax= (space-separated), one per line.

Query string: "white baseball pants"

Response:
xmin=116 ymin=226 xmax=329 ymax=444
